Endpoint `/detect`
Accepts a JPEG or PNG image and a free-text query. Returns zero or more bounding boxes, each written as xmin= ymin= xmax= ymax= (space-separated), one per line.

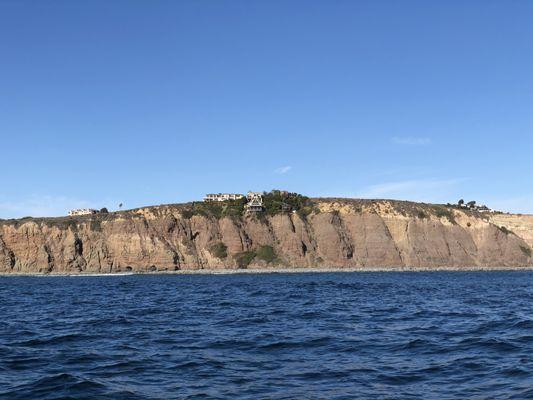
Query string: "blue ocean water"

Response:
xmin=0 ymin=272 xmax=532 ymax=399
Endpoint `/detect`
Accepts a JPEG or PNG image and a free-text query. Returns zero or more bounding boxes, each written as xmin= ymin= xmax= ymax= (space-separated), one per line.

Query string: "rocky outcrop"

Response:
xmin=0 ymin=199 xmax=531 ymax=274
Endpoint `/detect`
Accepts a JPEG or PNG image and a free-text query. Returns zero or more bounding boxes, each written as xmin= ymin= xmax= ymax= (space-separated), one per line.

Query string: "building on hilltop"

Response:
xmin=457 ymin=200 xmax=495 ymax=213
xmin=245 ymin=191 xmax=264 ymax=212
xmin=68 ymin=209 xmax=99 ymax=216
xmin=476 ymin=205 xmax=494 ymax=213
xmin=203 ymin=191 xmax=264 ymax=212
xmin=203 ymin=193 xmax=244 ymax=202
xmin=246 ymin=191 xmax=263 ymax=200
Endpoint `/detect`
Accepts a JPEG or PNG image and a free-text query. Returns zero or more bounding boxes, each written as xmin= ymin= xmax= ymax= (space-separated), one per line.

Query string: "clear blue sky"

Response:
xmin=1 ymin=0 xmax=532 ymax=218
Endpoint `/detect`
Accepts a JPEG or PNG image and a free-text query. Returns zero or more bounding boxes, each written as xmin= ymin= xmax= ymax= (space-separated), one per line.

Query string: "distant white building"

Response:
xmin=458 ymin=201 xmax=495 ymax=213
xmin=68 ymin=209 xmax=98 ymax=216
xmin=203 ymin=193 xmax=244 ymax=202
xmin=246 ymin=191 xmax=263 ymax=200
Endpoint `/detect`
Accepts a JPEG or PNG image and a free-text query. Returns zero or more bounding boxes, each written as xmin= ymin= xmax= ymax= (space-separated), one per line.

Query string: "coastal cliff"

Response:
xmin=0 ymin=199 xmax=531 ymax=274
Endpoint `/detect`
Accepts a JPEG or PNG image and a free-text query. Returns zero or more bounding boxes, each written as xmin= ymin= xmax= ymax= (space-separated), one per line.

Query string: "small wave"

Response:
xmin=1 ymin=373 xmax=107 ymax=399
xmin=511 ymin=319 xmax=533 ymax=329
xmin=457 ymin=337 xmax=520 ymax=352
xmin=13 ymin=333 xmax=92 ymax=347
xmin=259 ymin=337 xmax=332 ymax=351
xmin=500 ymin=367 xmax=531 ymax=377
xmin=375 ymin=372 xmax=426 ymax=385
xmin=388 ymin=338 xmax=436 ymax=352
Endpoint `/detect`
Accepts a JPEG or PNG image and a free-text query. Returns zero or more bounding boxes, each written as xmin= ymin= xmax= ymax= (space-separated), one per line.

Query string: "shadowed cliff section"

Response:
xmin=0 ymin=199 xmax=531 ymax=274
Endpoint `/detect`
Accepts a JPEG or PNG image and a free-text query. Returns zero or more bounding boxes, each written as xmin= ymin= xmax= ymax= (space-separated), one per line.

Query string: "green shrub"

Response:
xmin=433 ymin=206 xmax=456 ymax=224
xmin=209 ymin=242 xmax=227 ymax=259
xmin=234 ymin=251 xmax=256 ymax=268
xmin=189 ymin=198 xmax=247 ymax=219
xmin=256 ymin=245 xmax=277 ymax=263
xmin=297 ymin=205 xmax=317 ymax=219
xmin=192 ymin=202 xmax=223 ymax=219
xmin=263 ymin=190 xmax=311 ymax=216
xmin=221 ymin=198 xmax=247 ymax=218
xmin=181 ymin=209 xmax=194 ymax=219
xmin=417 ymin=210 xmax=428 ymax=219
xmin=89 ymin=219 xmax=102 ymax=232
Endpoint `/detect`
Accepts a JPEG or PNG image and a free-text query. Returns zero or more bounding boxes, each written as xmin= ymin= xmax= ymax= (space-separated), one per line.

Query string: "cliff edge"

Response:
xmin=0 ymin=199 xmax=531 ymax=274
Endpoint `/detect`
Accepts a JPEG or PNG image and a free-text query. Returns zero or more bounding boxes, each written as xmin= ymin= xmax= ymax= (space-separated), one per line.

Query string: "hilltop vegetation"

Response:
xmin=183 ymin=198 xmax=247 ymax=219
xmin=180 ymin=190 xmax=312 ymax=219
xmin=262 ymin=190 xmax=312 ymax=216
xmin=0 ymin=196 xmax=523 ymax=246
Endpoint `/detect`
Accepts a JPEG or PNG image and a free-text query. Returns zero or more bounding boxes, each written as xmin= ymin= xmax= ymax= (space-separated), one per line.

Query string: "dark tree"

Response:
xmin=100 ymin=207 xmax=109 ymax=214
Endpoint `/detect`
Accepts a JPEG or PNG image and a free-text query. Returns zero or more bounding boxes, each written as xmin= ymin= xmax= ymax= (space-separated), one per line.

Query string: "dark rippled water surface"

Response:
xmin=1 ymin=272 xmax=533 ymax=399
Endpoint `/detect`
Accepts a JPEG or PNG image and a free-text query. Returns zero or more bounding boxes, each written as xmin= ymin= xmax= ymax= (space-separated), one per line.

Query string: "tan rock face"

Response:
xmin=0 ymin=200 xmax=531 ymax=274
xmin=489 ymin=214 xmax=533 ymax=248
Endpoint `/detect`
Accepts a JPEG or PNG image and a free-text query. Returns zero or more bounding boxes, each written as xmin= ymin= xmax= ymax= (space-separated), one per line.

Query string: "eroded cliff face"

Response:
xmin=489 ymin=214 xmax=533 ymax=248
xmin=0 ymin=200 xmax=531 ymax=274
